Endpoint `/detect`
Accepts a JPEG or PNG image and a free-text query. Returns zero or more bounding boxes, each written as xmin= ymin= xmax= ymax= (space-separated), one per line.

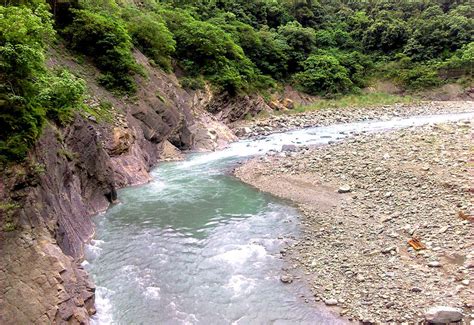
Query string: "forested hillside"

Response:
xmin=1 ymin=0 xmax=473 ymax=162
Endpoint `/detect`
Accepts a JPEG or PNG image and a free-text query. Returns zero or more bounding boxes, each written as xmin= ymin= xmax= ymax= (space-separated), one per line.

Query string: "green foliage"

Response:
xmin=180 ymin=76 xmax=206 ymax=90
xmin=37 ymin=69 xmax=86 ymax=124
xmin=277 ymin=21 xmax=316 ymax=73
xmin=161 ymin=8 xmax=260 ymax=93
xmin=0 ymin=4 xmax=86 ymax=163
xmin=62 ymin=9 xmax=137 ymax=93
xmin=362 ymin=17 xmax=409 ymax=52
xmin=398 ymin=65 xmax=440 ymax=90
xmin=293 ymin=54 xmax=353 ymax=96
xmin=122 ymin=7 xmax=175 ymax=72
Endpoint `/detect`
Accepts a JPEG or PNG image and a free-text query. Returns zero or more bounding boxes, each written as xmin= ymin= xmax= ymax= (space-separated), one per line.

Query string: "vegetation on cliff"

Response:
xmin=1 ymin=0 xmax=473 ymax=162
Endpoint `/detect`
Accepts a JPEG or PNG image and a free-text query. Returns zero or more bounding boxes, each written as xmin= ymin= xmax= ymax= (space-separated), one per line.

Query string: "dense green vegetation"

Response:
xmin=1 ymin=0 xmax=473 ymax=162
xmin=0 ymin=3 xmax=85 ymax=162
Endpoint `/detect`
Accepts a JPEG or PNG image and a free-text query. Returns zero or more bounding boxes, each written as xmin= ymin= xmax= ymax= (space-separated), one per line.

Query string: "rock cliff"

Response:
xmin=0 ymin=49 xmax=236 ymax=324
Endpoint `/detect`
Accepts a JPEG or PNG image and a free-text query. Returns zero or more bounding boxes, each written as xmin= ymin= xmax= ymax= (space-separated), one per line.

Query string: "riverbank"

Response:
xmin=232 ymin=100 xmax=474 ymax=138
xmin=235 ymin=119 xmax=473 ymax=323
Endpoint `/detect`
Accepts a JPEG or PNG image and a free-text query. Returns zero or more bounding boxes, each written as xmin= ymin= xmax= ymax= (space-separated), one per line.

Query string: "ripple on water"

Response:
xmin=87 ymin=114 xmax=474 ymax=324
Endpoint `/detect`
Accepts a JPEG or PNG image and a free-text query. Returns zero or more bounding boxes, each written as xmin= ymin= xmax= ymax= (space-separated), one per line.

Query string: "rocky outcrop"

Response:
xmin=0 ymin=49 xmax=238 ymax=324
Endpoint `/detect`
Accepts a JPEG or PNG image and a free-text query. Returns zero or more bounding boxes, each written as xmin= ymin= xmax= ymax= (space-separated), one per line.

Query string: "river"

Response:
xmin=84 ymin=112 xmax=474 ymax=324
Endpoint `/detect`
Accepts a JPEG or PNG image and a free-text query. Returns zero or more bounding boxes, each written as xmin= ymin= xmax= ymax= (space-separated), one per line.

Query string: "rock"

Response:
xmin=280 ymin=275 xmax=293 ymax=284
xmin=324 ymin=298 xmax=338 ymax=306
xmin=338 ymin=185 xmax=352 ymax=193
xmin=428 ymin=261 xmax=442 ymax=268
xmin=425 ymin=306 xmax=463 ymax=324
xmin=382 ymin=246 xmax=396 ymax=254
xmin=282 ymin=144 xmax=298 ymax=152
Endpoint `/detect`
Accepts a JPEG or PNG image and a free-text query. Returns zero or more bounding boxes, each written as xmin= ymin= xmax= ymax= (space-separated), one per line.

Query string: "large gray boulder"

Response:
xmin=424 ymin=306 xmax=463 ymax=324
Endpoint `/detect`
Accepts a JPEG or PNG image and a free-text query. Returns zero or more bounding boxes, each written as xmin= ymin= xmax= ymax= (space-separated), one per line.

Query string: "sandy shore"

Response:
xmin=234 ymin=118 xmax=473 ymax=323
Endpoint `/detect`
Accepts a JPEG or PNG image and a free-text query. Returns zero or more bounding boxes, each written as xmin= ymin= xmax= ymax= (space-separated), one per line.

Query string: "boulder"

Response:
xmin=282 ymin=144 xmax=298 ymax=152
xmin=424 ymin=306 xmax=463 ymax=324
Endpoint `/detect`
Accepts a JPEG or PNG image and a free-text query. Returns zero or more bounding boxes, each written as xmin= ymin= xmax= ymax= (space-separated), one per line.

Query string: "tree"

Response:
xmin=278 ymin=21 xmax=316 ymax=73
xmin=62 ymin=9 xmax=138 ymax=93
xmin=123 ymin=8 xmax=176 ymax=71
xmin=293 ymin=54 xmax=353 ymax=95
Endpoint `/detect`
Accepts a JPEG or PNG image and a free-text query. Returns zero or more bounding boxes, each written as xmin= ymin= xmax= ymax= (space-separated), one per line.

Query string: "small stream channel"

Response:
xmin=84 ymin=112 xmax=474 ymax=324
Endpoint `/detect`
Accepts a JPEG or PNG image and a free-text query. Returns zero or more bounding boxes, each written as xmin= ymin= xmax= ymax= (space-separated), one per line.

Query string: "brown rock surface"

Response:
xmin=0 ymin=48 xmax=239 ymax=324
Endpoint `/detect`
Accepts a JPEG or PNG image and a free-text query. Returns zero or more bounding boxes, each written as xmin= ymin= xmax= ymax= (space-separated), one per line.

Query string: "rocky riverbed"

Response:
xmin=232 ymin=101 xmax=474 ymax=138
xmin=235 ymin=120 xmax=473 ymax=323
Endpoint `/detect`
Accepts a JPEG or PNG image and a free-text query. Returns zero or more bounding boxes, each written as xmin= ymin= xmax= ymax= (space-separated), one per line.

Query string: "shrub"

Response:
xmin=37 ymin=69 xmax=86 ymax=125
xmin=161 ymin=9 xmax=259 ymax=93
xmin=62 ymin=9 xmax=137 ymax=93
xmin=123 ymin=8 xmax=175 ymax=72
xmin=180 ymin=76 xmax=206 ymax=90
xmin=0 ymin=5 xmax=87 ymax=163
xmin=398 ymin=65 xmax=441 ymax=89
xmin=293 ymin=54 xmax=353 ymax=96
xmin=277 ymin=21 xmax=316 ymax=73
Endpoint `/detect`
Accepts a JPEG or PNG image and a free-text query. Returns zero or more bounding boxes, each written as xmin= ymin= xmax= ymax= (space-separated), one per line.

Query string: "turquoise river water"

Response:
xmin=84 ymin=112 xmax=474 ymax=325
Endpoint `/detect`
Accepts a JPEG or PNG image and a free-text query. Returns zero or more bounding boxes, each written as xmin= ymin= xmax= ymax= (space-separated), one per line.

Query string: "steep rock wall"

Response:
xmin=0 ymin=49 xmax=236 ymax=324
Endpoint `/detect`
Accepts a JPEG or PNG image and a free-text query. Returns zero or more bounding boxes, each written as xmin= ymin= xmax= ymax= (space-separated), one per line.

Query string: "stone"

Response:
xmin=424 ymin=306 xmax=463 ymax=324
xmin=282 ymin=144 xmax=298 ymax=152
xmin=338 ymin=185 xmax=352 ymax=193
xmin=280 ymin=275 xmax=293 ymax=284
xmin=324 ymin=299 xmax=338 ymax=306
xmin=382 ymin=246 xmax=396 ymax=254
xmin=428 ymin=261 xmax=442 ymax=268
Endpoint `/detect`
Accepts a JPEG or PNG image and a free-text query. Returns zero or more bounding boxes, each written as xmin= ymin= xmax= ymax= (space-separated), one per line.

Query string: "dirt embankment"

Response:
xmin=235 ymin=120 xmax=473 ymax=323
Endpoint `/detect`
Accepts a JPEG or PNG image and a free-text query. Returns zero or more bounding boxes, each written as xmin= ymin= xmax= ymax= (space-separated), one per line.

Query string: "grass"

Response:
xmin=290 ymin=92 xmax=418 ymax=114
xmin=81 ymin=100 xmax=115 ymax=123
xmin=1 ymin=201 xmax=20 ymax=232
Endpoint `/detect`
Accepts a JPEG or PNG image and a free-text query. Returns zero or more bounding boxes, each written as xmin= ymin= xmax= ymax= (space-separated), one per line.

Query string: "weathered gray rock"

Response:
xmin=280 ymin=275 xmax=293 ymax=284
xmin=424 ymin=306 xmax=463 ymax=324
xmin=324 ymin=299 xmax=338 ymax=306
xmin=338 ymin=184 xmax=352 ymax=193
xmin=282 ymin=144 xmax=298 ymax=152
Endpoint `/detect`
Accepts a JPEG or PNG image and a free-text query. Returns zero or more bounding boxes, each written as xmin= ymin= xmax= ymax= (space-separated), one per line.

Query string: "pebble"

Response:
xmin=235 ymin=107 xmax=474 ymax=324
xmin=280 ymin=275 xmax=293 ymax=284
xmin=428 ymin=261 xmax=442 ymax=268
xmin=338 ymin=185 xmax=352 ymax=193
xmin=324 ymin=298 xmax=338 ymax=306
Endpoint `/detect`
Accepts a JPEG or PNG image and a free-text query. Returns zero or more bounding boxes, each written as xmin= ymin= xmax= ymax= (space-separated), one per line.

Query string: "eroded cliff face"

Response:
xmin=0 ymin=49 xmax=236 ymax=324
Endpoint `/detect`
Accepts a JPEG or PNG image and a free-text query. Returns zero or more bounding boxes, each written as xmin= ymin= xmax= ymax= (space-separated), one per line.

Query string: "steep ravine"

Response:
xmin=0 ymin=49 xmax=237 ymax=324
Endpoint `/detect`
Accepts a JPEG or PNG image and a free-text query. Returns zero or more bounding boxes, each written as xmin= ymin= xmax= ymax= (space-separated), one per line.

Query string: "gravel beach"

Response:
xmin=232 ymin=101 xmax=474 ymax=138
xmin=234 ymin=104 xmax=474 ymax=323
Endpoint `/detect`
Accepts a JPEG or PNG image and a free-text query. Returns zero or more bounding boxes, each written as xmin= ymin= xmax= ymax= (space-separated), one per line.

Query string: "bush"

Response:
xmin=0 ymin=5 xmax=86 ymax=163
xmin=180 ymin=76 xmax=206 ymax=90
xmin=123 ymin=8 xmax=176 ymax=72
xmin=277 ymin=21 xmax=316 ymax=73
xmin=161 ymin=9 xmax=259 ymax=93
xmin=398 ymin=65 xmax=440 ymax=89
xmin=293 ymin=54 xmax=353 ymax=96
xmin=37 ymin=69 xmax=86 ymax=125
xmin=62 ymin=9 xmax=137 ymax=93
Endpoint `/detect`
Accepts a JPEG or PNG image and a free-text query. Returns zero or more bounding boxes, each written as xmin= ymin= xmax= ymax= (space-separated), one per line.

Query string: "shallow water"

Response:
xmin=85 ymin=112 xmax=474 ymax=324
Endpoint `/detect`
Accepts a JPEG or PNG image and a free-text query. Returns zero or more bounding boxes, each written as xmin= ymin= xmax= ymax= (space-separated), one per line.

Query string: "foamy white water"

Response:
xmin=85 ymin=112 xmax=474 ymax=324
